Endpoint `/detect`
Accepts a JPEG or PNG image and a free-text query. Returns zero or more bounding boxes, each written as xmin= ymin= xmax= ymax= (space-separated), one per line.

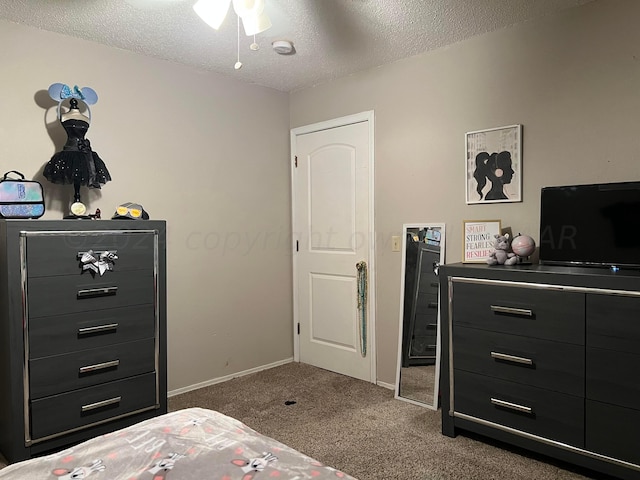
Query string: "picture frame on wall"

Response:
xmin=466 ymin=124 xmax=522 ymax=204
xmin=462 ymin=219 xmax=502 ymax=263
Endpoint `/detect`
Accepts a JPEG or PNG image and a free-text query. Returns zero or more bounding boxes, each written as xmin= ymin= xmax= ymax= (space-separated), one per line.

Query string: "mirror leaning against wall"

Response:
xmin=395 ymin=223 xmax=445 ymax=409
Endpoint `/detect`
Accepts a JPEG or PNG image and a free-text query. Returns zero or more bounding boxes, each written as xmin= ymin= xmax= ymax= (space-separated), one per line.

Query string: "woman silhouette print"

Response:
xmin=473 ymin=150 xmax=514 ymax=201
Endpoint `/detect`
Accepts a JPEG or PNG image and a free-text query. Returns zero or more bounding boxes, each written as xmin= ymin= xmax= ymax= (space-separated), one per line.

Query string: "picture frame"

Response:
xmin=466 ymin=124 xmax=522 ymax=204
xmin=462 ymin=220 xmax=502 ymax=263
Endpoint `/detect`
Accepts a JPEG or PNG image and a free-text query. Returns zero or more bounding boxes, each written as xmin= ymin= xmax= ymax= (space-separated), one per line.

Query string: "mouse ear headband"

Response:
xmin=48 ymin=83 xmax=98 ymax=121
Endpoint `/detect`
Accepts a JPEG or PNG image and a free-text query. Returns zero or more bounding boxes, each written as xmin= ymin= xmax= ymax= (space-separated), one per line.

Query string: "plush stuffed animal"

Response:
xmin=486 ymin=233 xmax=518 ymax=266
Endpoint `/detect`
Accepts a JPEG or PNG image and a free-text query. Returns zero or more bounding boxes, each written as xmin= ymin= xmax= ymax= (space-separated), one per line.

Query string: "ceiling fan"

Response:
xmin=193 ymin=0 xmax=272 ymax=36
xmin=193 ymin=0 xmax=291 ymax=69
xmin=124 ymin=0 xmax=285 ymax=36
xmin=124 ymin=0 xmax=292 ymax=67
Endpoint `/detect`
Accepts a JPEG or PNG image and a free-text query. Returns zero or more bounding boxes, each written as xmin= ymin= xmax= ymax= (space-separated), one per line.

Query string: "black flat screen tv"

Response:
xmin=539 ymin=181 xmax=640 ymax=270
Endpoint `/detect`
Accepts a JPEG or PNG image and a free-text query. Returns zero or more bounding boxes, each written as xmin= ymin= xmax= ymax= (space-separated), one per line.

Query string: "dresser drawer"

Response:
xmin=587 ymin=294 xmax=640 ymax=354
xmin=417 ymin=270 xmax=439 ymax=295
xmin=415 ymin=291 xmax=438 ymax=313
xmin=587 ymin=347 xmax=640 ymax=409
xmin=454 ymin=370 xmax=584 ymax=447
xmin=409 ymin=334 xmax=437 ymax=358
xmin=29 ymin=338 xmax=156 ymax=399
xmin=453 ymin=326 xmax=584 ymax=396
xmin=413 ymin=313 xmax=438 ymax=336
xmin=586 ymin=400 xmax=640 ymax=467
xmin=30 ymin=373 xmax=157 ymax=441
xmin=29 ymin=304 xmax=155 ymax=358
xmin=27 ymin=270 xmax=154 ymax=318
xmin=451 ymin=280 xmax=585 ymax=344
xmin=25 ymin=232 xmax=156 ymax=278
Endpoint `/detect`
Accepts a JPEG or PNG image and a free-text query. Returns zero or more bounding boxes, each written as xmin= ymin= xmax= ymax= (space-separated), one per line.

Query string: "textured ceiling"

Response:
xmin=0 ymin=0 xmax=594 ymax=92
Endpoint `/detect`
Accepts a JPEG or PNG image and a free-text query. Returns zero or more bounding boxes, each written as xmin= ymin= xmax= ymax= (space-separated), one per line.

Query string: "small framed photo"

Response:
xmin=463 ymin=220 xmax=502 ymax=263
xmin=466 ymin=124 xmax=522 ymax=204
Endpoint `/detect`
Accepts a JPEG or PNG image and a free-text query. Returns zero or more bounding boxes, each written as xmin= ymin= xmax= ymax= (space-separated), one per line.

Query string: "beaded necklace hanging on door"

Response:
xmin=356 ymin=261 xmax=368 ymax=357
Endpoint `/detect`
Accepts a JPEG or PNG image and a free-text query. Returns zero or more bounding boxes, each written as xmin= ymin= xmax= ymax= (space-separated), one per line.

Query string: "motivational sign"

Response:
xmin=463 ymin=220 xmax=501 ymax=263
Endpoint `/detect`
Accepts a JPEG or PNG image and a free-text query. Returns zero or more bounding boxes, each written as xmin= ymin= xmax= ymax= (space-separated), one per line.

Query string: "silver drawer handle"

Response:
xmin=81 ymin=396 xmax=121 ymax=413
xmin=490 ymin=351 xmax=534 ymax=366
xmin=490 ymin=305 xmax=533 ymax=317
xmin=490 ymin=397 xmax=533 ymax=414
xmin=77 ymin=287 xmax=118 ymax=298
xmin=79 ymin=360 xmax=120 ymax=374
xmin=78 ymin=323 xmax=119 ymax=335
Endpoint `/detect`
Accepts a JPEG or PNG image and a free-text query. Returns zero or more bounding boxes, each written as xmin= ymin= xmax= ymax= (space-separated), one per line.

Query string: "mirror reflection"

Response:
xmin=395 ymin=223 xmax=445 ymax=409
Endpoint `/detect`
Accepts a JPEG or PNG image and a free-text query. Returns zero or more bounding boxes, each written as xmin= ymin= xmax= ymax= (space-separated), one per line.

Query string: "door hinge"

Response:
xmin=294 ymin=156 xmax=298 ymax=167
xmin=296 ymin=240 xmax=299 ymax=252
xmin=297 ymin=323 xmax=300 ymax=335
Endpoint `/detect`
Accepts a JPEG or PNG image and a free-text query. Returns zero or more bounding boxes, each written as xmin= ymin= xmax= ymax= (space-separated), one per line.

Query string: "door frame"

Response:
xmin=290 ymin=111 xmax=376 ymax=383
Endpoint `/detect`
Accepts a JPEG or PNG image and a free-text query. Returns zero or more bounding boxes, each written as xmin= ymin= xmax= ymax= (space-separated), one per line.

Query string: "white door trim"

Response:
xmin=290 ymin=110 xmax=376 ymax=383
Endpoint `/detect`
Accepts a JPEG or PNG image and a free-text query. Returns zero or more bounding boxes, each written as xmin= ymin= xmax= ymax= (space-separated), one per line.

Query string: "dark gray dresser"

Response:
xmin=440 ymin=263 xmax=640 ymax=480
xmin=0 ymin=220 xmax=167 ymax=463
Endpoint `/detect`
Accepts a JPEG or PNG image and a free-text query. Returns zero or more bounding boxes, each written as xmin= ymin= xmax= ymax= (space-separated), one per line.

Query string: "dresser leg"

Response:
xmin=442 ymin=412 xmax=457 ymax=437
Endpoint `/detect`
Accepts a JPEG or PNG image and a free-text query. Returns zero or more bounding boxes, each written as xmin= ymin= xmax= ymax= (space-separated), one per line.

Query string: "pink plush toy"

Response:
xmin=486 ymin=233 xmax=518 ymax=266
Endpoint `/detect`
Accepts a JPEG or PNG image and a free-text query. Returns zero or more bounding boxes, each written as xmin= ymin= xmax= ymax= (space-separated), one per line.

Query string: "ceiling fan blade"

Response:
xmin=241 ymin=11 xmax=272 ymax=36
xmin=193 ymin=0 xmax=232 ymax=29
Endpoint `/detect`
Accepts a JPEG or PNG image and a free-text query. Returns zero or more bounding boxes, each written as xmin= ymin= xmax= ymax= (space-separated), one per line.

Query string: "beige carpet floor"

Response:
xmin=168 ymin=362 xmax=604 ymax=480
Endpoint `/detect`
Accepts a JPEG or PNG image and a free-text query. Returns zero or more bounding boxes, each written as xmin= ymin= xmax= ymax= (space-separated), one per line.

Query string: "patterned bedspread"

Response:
xmin=0 ymin=407 xmax=356 ymax=479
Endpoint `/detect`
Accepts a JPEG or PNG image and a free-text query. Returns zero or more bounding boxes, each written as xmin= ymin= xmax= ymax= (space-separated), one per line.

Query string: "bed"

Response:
xmin=0 ymin=407 xmax=356 ymax=479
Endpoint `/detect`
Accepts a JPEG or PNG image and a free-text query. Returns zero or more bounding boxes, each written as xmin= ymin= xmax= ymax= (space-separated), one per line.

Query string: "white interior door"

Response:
xmin=291 ymin=112 xmax=375 ymax=382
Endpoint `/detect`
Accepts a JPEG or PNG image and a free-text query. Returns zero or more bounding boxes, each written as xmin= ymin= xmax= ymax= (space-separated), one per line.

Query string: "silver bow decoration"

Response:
xmin=80 ymin=250 xmax=118 ymax=276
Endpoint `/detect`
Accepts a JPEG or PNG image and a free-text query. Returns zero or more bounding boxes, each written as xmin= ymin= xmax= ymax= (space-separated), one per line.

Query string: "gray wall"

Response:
xmin=0 ymin=20 xmax=292 ymax=393
xmin=290 ymin=0 xmax=640 ymax=384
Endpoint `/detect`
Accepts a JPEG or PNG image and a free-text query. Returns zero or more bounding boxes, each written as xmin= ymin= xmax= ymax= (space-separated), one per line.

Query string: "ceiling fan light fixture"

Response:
xmin=232 ymin=0 xmax=265 ymax=18
xmin=241 ymin=11 xmax=272 ymax=36
xmin=193 ymin=0 xmax=231 ymax=30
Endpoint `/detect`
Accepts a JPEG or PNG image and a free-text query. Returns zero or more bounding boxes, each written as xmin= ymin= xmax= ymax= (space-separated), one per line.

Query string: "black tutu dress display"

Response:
xmin=43 ymin=110 xmax=111 ymax=188
xmin=44 ymin=83 xmax=111 ymax=217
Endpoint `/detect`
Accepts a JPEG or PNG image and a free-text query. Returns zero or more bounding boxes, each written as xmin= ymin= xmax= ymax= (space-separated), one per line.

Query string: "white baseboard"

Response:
xmin=168 ymin=357 xmax=294 ymax=397
xmin=377 ymin=380 xmax=395 ymax=390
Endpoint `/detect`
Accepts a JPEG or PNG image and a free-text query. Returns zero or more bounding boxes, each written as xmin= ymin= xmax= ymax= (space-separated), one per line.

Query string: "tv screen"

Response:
xmin=539 ymin=181 xmax=640 ymax=269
